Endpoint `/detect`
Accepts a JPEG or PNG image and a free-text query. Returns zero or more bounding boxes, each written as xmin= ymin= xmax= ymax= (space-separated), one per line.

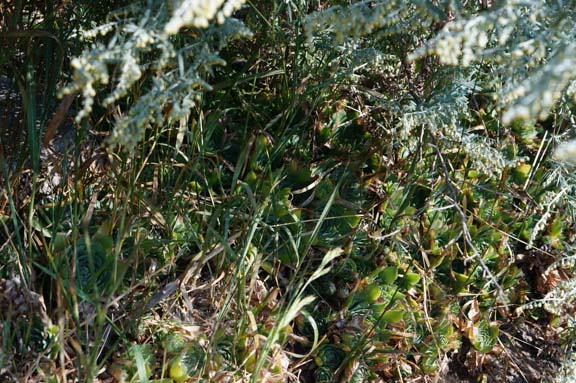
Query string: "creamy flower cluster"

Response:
xmin=408 ymin=0 xmax=576 ymax=125
xmin=164 ymin=0 xmax=246 ymax=36
xmin=502 ymin=43 xmax=576 ymax=124
xmin=409 ymin=0 xmax=546 ymax=67
xmin=567 ymin=80 xmax=576 ymax=99
xmin=553 ymin=139 xmax=576 ymax=165
xmin=428 ymin=21 xmax=490 ymax=67
xmin=82 ymin=22 xmax=116 ymax=39
xmin=63 ymin=47 xmax=145 ymax=123
xmin=528 ymin=188 xmax=567 ymax=248
xmin=552 ymin=353 xmax=576 ymax=383
xmin=63 ymin=0 xmax=252 ymax=153
xmin=109 ymin=94 xmax=156 ymax=152
xmin=305 ymin=1 xmax=412 ymax=44
xmin=350 ymin=48 xmax=398 ymax=74
xmin=64 ymin=47 xmax=112 ymax=121
xmin=517 ymin=277 xmax=576 ymax=316
xmin=461 ymin=135 xmax=508 ymax=180
xmin=103 ymin=54 xmax=142 ymax=107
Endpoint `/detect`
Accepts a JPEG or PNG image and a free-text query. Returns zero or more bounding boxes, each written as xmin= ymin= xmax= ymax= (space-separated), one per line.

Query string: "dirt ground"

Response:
xmin=440 ymin=320 xmax=563 ymax=382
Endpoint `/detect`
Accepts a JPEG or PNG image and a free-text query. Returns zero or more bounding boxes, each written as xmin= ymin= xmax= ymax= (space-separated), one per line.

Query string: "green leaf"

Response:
xmin=51 ymin=232 xmax=69 ymax=252
xmin=362 ymin=283 xmax=381 ymax=303
xmin=382 ymin=310 xmax=404 ymax=323
xmin=279 ymin=295 xmax=316 ymax=329
xmin=163 ymin=333 xmax=186 ymax=354
xmin=511 ymin=163 xmax=531 ymax=184
xmin=314 ymin=366 xmax=334 ymax=383
xmin=133 ymin=348 xmax=149 ymax=383
xmin=309 ymin=248 xmax=344 ymax=282
xmin=381 ymin=266 xmax=398 ymax=284
xmin=403 ymin=272 xmax=420 ymax=288
xmin=31 ymin=217 xmax=52 ymax=237
xmin=469 ymin=320 xmax=498 ymax=353
xmin=314 ymin=344 xmax=345 ymax=369
xmin=316 ymin=178 xmax=335 ymax=201
xmin=421 ymin=355 xmax=438 ymax=374
xmin=169 ymin=355 xmax=189 ymax=383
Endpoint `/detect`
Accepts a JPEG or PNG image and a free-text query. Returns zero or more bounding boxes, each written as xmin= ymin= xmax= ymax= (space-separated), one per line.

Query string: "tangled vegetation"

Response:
xmin=1 ymin=0 xmax=576 ymax=382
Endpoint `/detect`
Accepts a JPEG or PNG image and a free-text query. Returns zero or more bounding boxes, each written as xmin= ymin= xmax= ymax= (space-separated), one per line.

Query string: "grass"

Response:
xmin=1 ymin=1 xmax=576 ymax=382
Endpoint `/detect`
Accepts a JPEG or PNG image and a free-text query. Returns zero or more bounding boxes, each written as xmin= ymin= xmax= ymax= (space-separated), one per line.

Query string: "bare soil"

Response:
xmin=441 ymin=320 xmax=563 ymax=382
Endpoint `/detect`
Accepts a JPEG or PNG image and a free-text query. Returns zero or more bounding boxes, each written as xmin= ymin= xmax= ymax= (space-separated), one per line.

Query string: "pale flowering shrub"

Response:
xmin=399 ymin=78 xmax=517 ymax=180
xmin=408 ymin=0 xmax=576 ymax=125
xmin=305 ymin=1 xmax=525 ymax=180
xmin=164 ymin=0 xmax=246 ymax=33
xmin=307 ymin=0 xmax=576 ymax=128
xmin=553 ymin=353 xmax=576 ymax=383
xmin=64 ymin=0 xmax=250 ymax=152
xmin=554 ymin=139 xmax=576 ymax=165
xmin=305 ymin=1 xmax=417 ymax=44
xmin=515 ymin=139 xmax=576 ymax=371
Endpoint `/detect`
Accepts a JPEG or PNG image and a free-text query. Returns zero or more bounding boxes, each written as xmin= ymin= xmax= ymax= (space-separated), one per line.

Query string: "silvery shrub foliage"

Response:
xmin=64 ymin=0 xmax=249 ymax=151
xmin=67 ymin=0 xmax=576 ymax=155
